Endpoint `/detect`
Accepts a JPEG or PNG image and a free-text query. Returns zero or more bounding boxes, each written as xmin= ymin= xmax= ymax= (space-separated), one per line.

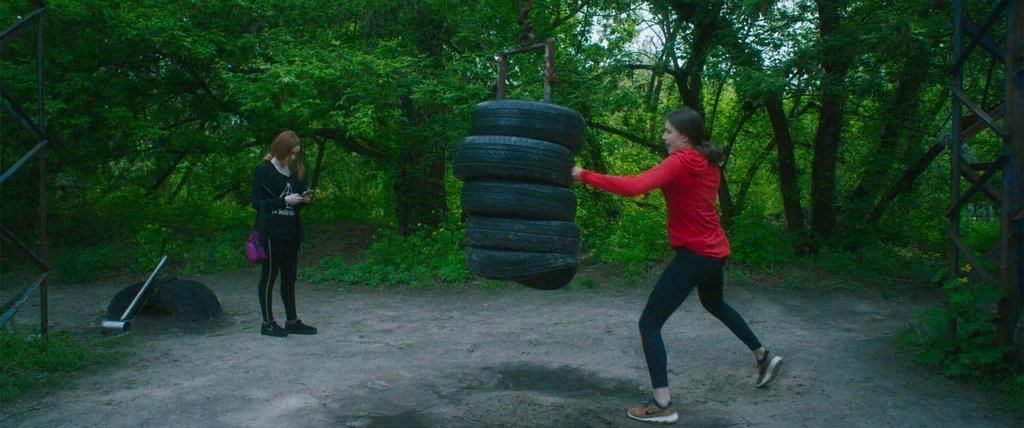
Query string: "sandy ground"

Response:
xmin=0 ymin=265 xmax=1019 ymax=428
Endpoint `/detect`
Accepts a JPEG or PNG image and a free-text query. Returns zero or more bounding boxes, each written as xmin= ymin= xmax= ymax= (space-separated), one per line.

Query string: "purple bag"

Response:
xmin=246 ymin=229 xmax=267 ymax=264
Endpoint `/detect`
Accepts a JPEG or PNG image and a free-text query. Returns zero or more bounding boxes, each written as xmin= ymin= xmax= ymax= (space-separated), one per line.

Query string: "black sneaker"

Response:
xmin=285 ymin=320 xmax=317 ymax=335
xmin=261 ymin=321 xmax=288 ymax=337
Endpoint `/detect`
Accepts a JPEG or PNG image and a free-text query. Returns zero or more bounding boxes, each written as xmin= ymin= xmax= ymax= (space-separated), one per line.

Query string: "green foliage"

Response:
xmin=0 ymin=329 xmax=131 ymax=402
xmin=898 ymin=275 xmax=1019 ymax=410
xmin=725 ymin=210 xmax=798 ymax=268
xmin=581 ymin=202 xmax=672 ymax=283
xmin=302 ymin=221 xmax=467 ymax=288
xmin=50 ymin=245 xmax=126 ymax=283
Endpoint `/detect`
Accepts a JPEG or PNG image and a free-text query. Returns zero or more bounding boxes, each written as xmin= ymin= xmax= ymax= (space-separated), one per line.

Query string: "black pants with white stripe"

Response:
xmin=257 ymin=238 xmax=299 ymax=322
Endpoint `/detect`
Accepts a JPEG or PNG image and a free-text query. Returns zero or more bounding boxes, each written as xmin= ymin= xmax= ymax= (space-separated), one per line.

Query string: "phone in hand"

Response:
xmin=301 ymin=189 xmax=315 ymax=197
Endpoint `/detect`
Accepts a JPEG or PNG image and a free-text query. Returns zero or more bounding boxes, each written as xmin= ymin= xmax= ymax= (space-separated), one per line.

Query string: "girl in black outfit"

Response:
xmin=251 ymin=130 xmax=317 ymax=337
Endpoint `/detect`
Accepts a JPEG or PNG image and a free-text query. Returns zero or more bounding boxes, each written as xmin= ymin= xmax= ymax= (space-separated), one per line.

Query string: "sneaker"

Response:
xmin=261 ymin=321 xmax=288 ymax=337
xmin=627 ymin=399 xmax=678 ymax=424
xmin=755 ymin=351 xmax=783 ymax=387
xmin=285 ymin=320 xmax=317 ymax=335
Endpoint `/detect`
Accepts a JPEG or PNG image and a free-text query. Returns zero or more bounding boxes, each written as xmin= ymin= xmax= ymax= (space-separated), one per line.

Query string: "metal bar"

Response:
xmin=963 ymin=102 xmax=1005 ymax=141
xmin=951 ymin=0 xmax=1010 ymax=73
xmin=949 ymin=231 xmax=998 ymax=285
xmin=0 ymin=227 xmax=49 ymax=272
xmin=0 ymin=7 xmax=45 ymax=51
xmin=1 ymin=282 xmax=33 ymax=313
xmin=544 ymin=38 xmax=555 ymax=104
xmin=982 ymin=246 xmax=1001 ymax=262
xmin=946 ymin=153 xmax=1009 ymax=217
xmin=964 ymin=19 xmax=1006 ymax=61
xmin=952 ymin=86 xmax=1009 ymax=136
xmin=37 ymin=7 xmax=49 ymax=336
xmin=959 ymin=159 xmax=1003 ymax=203
xmin=1000 ymin=0 xmax=1024 ymax=353
xmin=0 ymin=139 xmax=47 ymax=184
xmin=1 ymin=86 xmax=47 ymax=141
xmin=118 ymin=255 xmax=169 ymax=322
xmin=0 ymin=271 xmax=49 ymax=328
xmin=949 ymin=0 xmax=966 ymax=340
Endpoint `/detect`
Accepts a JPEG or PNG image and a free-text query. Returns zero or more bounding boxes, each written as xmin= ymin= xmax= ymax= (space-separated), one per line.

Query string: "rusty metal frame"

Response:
xmin=496 ymin=38 xmax=558 ymax=103
xmin=0 ymin=1 xmax=50 ymax=334
xmin=950 ymin=0 xmax=1023 ymax=350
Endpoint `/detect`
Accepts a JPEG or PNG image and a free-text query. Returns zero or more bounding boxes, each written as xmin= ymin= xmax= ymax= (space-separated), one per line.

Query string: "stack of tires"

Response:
xmin=453 ymin=100 xmax=586 ymax=290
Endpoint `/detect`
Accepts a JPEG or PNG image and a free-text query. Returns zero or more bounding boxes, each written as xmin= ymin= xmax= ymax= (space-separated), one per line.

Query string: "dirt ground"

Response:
xmin=0 ymin=225 xmax=1019 ymax=427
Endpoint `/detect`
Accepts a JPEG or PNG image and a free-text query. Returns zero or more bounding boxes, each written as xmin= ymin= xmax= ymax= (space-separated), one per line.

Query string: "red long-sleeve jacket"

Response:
xmin=578 ymin=149 xmax=730 ymax=258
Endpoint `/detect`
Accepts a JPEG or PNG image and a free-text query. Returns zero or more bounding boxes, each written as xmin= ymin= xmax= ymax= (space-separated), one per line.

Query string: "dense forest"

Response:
xmin=1 ymin=0 xmax=1019 ymax=407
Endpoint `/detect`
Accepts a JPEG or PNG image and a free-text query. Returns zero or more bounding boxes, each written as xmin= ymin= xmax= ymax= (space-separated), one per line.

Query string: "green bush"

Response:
xmin=302 ymin=220 xmax=468 ymax=288
xmin=584 ymin=205 xmax=671 ymax=282
xmin=898 ymin=274 xmax=1021 ymax=411
xmin=726 ymin=211 xmax=798 ymax=268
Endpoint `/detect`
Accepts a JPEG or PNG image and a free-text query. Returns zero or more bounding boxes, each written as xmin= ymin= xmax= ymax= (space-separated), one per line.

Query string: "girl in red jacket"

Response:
xmin=572 ymin=108 xmax=783 ymax=424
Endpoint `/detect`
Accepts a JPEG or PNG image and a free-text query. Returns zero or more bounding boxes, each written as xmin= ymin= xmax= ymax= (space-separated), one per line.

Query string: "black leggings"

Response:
xmin=258 ymin=238 xmax=299 ymax=322
xmin=639 ymin=247 xmax=762 ymax=389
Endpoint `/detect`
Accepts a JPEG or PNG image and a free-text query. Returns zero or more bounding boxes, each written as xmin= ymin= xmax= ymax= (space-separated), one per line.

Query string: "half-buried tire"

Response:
xmin=105 ymin=278 xmax=222 ymax=322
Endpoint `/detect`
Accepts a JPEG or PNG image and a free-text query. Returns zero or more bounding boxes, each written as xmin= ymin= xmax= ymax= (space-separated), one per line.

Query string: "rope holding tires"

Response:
xmin=456 ymin=99 xmax=586 ymax=290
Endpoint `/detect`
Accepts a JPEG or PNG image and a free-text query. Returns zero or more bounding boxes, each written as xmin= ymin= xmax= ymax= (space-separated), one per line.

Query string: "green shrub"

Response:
xmin=302 ymin=220 xmax=468 ymax=288
xmin=585 ymin=206 xmax=671 ymax=282
xmin=726 ymin=211 xmax=798 ymax=268
xmin=898 ymin=274 xmax=1020 ymax=411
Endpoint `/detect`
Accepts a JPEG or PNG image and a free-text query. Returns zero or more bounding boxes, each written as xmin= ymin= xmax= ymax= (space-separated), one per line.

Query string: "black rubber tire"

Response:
xmin=104 ymin=278 xmax=221 ymax=322
xmin=173 ymin=279 xmax=223 ymax=319
xmin=104 ymin=281 xmax=159 ymax=321
xmin=157 ymin=279 xmax=223 ymax=321
xmin=461 ymin=181 xmax=577 ymax=222
xmin=465 ymin=246 xmax=578 ymax=290
xmin=464 ymin=216 xmax=581 ymax=255
xmin=452 ymin=135 xmax=574 ymax=188
xmin=470 ymin=100 xmax=586 ymax=155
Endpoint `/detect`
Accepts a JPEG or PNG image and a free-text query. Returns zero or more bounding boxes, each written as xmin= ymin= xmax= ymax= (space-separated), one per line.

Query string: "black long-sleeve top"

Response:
xmin=251 ymin=160 xmax=308 ymax=242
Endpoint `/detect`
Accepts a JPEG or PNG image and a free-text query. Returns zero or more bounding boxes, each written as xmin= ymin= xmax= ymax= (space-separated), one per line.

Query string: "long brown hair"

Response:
xmin=263 ymin=130 xmax=305 ymax=179
xmin=665 ymin=108 xmax=724 ymax=165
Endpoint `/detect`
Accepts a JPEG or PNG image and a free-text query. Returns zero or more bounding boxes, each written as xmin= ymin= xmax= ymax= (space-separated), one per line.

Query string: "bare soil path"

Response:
xmin=0 ymin=264 xmax=1018 ymax=428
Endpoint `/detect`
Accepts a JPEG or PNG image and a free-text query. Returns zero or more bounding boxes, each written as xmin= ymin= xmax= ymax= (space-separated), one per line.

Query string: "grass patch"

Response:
xmin=0 ymin=327 xmax=133 ymax=402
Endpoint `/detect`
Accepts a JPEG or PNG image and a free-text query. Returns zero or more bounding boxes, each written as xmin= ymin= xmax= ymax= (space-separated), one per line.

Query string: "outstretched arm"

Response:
xmin=572 ymin=157 xmax=681 ymax=197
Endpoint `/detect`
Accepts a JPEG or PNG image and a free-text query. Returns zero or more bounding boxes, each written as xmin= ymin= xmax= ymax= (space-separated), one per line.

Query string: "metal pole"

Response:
xmin=1000 ymin=0 xmax=1023 ymax=352
xmin=103 ymin=255 xmax=169 ymax=332
xmin=37 ymin=10 xmax=48 ymax=336
xmin=949 ymin=0 xmax=965 ymax=340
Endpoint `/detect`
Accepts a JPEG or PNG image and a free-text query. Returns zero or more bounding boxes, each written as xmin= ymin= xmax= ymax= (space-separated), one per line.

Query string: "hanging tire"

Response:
xmin=452 ymin=135 xmax=574 ymax=188
xmin=465 ymin=246 xmax=578 ymax=290
xmin=464 ymin=216 xmax=581 ymax=255
xmin=461 ymin=180 xmax=577 ymax=222
xmin=470 ymin=100 xmax=586 ymax=155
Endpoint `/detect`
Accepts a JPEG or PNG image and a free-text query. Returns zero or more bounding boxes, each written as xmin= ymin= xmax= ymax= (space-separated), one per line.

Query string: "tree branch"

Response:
xmin=586 ymin=121 xmax=664 ymax=157
xmin=313 ymin=128 xmax=386 ymax=158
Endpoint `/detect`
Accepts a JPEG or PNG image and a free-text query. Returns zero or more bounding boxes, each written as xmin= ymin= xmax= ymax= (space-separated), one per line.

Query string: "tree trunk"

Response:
xmin=735 ymin=139 xmax=777 ymax=215
xmin=393 ymin=146 xmax=448 ymax=236
xmin=765 ymin=97 xmax=805 ymax=232
xmin=809 ymin=0 xmax=849 ymax=243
